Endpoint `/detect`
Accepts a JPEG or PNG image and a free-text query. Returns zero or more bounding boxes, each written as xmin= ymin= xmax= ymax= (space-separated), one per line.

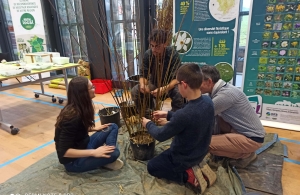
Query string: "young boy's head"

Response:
xmin=149 ymin=29 xmax=168 ymax=56
xmin=176 ymin=63 xmax=203 ymax=90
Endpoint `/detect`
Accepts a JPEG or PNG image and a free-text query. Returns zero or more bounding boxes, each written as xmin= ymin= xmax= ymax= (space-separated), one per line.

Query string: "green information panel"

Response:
xmin=243 ymin=0 xmax=300 ymax=126
xmin=174 ymin=0 xmax=240 ymax=82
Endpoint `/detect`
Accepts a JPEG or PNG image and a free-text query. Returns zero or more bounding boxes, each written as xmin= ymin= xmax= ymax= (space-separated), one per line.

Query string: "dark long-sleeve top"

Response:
xmin=140 ymin=46 xmax=181 ymax=87
xmin=146 ymin=95 xmax=214 ymax=168
xmin=54 ymin=116 xmax=90 ymax=164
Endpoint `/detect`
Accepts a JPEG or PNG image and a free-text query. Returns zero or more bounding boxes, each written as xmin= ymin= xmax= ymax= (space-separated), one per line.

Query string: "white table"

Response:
xmin=0 ymin=63 xmax=80 ymax=135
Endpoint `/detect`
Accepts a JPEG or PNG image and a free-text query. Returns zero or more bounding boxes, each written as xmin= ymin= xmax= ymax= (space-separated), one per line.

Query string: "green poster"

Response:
xmin=243 ymin=0 xmax=300 ymax=126
xmin=174 ymin=0 xmax=240 ymax=82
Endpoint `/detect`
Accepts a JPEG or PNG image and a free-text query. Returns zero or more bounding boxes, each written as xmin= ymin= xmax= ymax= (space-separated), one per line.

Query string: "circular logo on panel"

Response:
xmin=215 ymin=62 xmax=234 ymax=82
xmin=173 ymin=31 xmax=193 ymax=54
xmin=209 ymin=0 xmax=239 ymax=22
xmin=20 ymin=13 xmax=35 ymax=30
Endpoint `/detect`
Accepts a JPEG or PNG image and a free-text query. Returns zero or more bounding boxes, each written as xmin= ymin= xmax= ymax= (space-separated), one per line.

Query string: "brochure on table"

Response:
xmin=174 ymin=0 xmax=240 ymax=82
xmin=242 ymin=0 xmax=300 ymax=130
xmin=8 ymin=0 xmax=50 ymax=82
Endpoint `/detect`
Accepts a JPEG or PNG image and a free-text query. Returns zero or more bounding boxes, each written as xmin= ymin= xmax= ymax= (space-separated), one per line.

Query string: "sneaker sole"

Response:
xmin=185 ymin=182 xmax=201 ymax=194
xmin=192 ymin=165 xmax=207 ymax=194
xmin=103 ymin=159 xmax=124 ymax=170
xmin=200 ymin=163 xmax=217 ymax=187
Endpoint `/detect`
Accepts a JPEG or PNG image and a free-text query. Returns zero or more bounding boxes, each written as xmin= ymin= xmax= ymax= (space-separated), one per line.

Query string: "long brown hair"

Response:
xmin=55 ymin=76 xmax=95 ymax=130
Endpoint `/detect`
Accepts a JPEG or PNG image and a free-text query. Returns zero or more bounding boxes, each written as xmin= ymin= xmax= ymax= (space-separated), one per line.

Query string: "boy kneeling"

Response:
xmin=142 ymin=63 xmax=215 ymax=193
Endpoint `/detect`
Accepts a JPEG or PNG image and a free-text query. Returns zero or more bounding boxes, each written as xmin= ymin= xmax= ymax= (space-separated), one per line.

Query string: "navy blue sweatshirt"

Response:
xmin=146 ymin=95 xmax=214 ymax=168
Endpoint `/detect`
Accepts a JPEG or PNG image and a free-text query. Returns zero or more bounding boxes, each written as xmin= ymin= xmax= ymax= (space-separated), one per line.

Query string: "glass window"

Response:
xmin=77 ymin=25 xmax=88 ymax=58
xmin=242 ymin=0 xmax=251 ymax=11
xmin=157 ymin=0 xmax=164 ymax=7
xmin=105 ymin=0 xmax=140 ymax=80
xmin=60 ymin=26 xmax=72 ymax=57
xmin=236 ymin=15 xmax=249 ymax=74
xmin=239 ymin=15 xmax=249 ymax=47
xmin=66 ymin=0 xmax=76 ymax=24
xmin=1 ymin=0 xmax=17 ymax=59
xmin=57 ymin=1 xmax=68 ymax=24
xmin=75 ymin=0 xmax=83 ymax=24
xmin=55 ymin=0 xmax=88 ymax=76
xmin=235 ymin=6 xmax=250 ymax=87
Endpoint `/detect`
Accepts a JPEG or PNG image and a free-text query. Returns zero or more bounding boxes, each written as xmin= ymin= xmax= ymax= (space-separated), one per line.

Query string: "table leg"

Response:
xmin=33 ymin=73 xmax=57 ymax=102
xmin=39 ymin=73 xmax=45 ymax=94
xmin=62 ymin=68 xmax=68 ymax=91
xmin=55 ymin=68 xmax=68 ymax=104
xmin=0 ymin=108 xmax=20 ymax=135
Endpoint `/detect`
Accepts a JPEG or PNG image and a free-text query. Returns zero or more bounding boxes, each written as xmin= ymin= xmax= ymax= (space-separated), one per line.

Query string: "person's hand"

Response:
xmin=151 ymin=87 xmax=165 ymax=97
xmin=140 ymin=84 xmax=150 ymax=94
xmin=152 ymin=110 xmax=168 ymax=120
xmin=96 ymin=123 xmax=111 ymax=131
xmin=157 ymin=118 xmax=169 ymax=126
xmin=92 ymin=145 xmax=115 ymax=158
xmin=150 ymin=88 xmax=158 ymax=97
xmin=142 ymin=117 xmax=151 ymax=128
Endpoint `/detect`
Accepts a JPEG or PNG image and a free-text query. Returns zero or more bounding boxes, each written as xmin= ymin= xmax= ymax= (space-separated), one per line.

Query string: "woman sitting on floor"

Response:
xmin=54 ymin=76 xmax=123 ymax=172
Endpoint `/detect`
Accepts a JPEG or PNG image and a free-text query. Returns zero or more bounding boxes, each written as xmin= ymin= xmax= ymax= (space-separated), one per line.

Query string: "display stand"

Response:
xmin=242 ymin=0 xmax=300 ymax=130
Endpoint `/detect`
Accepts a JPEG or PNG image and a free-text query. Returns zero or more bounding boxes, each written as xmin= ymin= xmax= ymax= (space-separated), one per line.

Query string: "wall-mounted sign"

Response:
xmin=174 ymin=0 xmax=240 ymax=82
xmin=8 ymin=0 xmax=47 ymax=54
xmin=243 ymin=0 xmax=300 ymax=127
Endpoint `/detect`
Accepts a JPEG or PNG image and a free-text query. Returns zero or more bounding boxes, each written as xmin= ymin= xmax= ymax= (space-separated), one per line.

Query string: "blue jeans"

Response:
xmin=64 ymin=123 xmax=120 ymax=172
xmin=147 ymin=149 xmax=188 ymax=184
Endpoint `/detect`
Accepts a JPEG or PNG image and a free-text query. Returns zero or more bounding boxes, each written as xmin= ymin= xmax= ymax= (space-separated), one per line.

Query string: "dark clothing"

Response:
xmin=131 ymin=83 xmax=185 ymax=112
xmin=140 ymin=46 xmax=181 ymax=87
xmin=146 ymin=95 xmax=214 ymax=171
xmin=54 ymin=117 xmax=90 ymax=164
xmin=55 ymin=115 xmax=120 ymax=172
xmin=147 ymin=149 xmax=188 ymax=184
xmin=132 ymin=46 xmax=184 ymax=112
